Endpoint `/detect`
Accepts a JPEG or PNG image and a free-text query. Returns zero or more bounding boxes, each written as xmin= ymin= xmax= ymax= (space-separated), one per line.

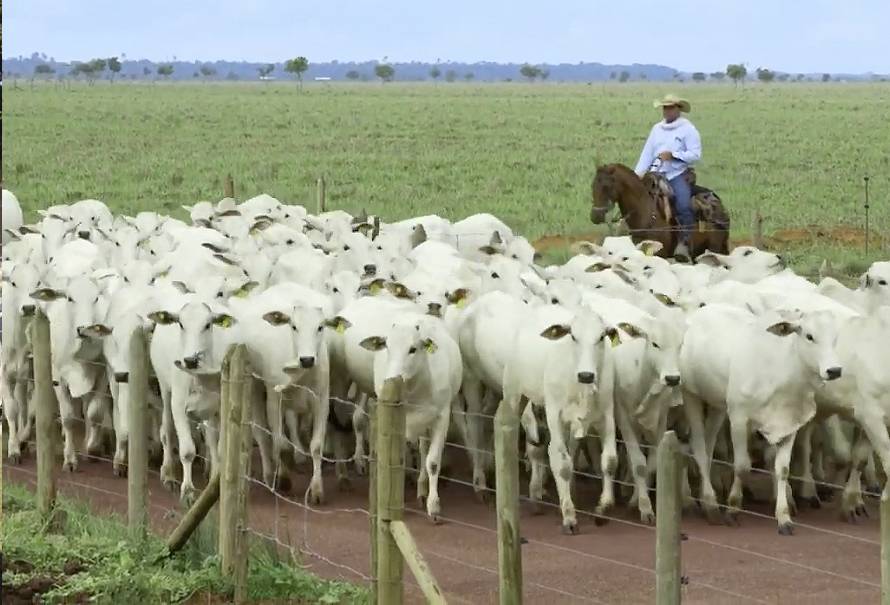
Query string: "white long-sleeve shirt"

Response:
xmin=634 ymin=117 xmax=701 ymax=180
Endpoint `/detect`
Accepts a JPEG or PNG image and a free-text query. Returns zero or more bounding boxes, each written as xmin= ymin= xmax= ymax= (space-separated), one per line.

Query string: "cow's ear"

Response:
xmin=695 ymin=252 xmax=726 ymax=268
xmin=617 ymin=322 xmax=648 ymax=340
xmin=80 ymin=324 xmax=113 ymax=338
xmin=148 ymin=311 xmax=179 ymax=325
xmin=540 ymin=324 xmax=571 ymax=340
xmin=262 ymin=311 xmax=290 ymax=326
xmin=421 ymin=338 xmax=438 ymax=354
xmin=585 ymin=262 xmax=611 ymax=273
xmin=766 ymin=321 xmax=800 ymax=337
xmin=4 ymin=229 xmax=21 ymax=241
xmin=233 ymin=280 xmax=259 ymax=298
xmin=170 ymin=281 xmax=192 ymax=294
xmin=478 ymin=245 xmax=499 ymax=256
xmin=324 ymin=316 xmax=352 ymax=333
xmin=215 ymin=209 xmax=241 ymax=218
xmin=446 ymin=288 xmax=470 ymax=307
xmin=603 ymin=326 xmax=622 ymax=348
xmin=572 ymin=241 xmax=601 ymax=256
xmin=30 ymin=288 xmax=68 ymax=302
xmin=19 ymin=225 xmax=41 ymax=235
xmin=636 ymin=240 xmax=663 ymax=256
xmin=213 ymin=313 xmax=237 ymax=328
xmin=359 ymin=336 xmax=387 ymax=351
xmin=249 ymin=218 xmax=273 ymax=234
xmin=653 ymin=293 xmax=677 ymax=307
xmin=385 ymin=281 xmax=415 ymax=300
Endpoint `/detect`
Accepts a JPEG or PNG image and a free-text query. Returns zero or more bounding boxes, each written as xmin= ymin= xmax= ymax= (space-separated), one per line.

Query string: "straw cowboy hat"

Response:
xmin=653 ymin=94 xmax=691 ymax=113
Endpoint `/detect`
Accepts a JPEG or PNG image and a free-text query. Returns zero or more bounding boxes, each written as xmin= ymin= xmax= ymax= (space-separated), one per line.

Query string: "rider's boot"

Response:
xmin=674 ymin=240 xmax=691 ymax=264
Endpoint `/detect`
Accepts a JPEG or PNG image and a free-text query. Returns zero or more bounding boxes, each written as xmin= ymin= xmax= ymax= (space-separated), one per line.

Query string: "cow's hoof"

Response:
xmin=704 ymin=506 xmax=723 ymax=526
xmin=180 ymin=490 xmax=196 ymax=507
xmin=430 ymin=514 xmax=443 ymax=525
xmin=531 ymin=501 xmax=545 ymax=515
xmin=63 ymin=460 xmax=77 ymax=473
xmin=113 ymin=464 xmax=127 ymax=478
xmin=724 ymin=511 xmax=740 ymax=527
xmin=275 ymin=475 xmax=292 ymax=493
xmin=163 ymin=479 xmax=179 ymax=493
xmin=816 ymin=486 xmax=835 ymax=502
xmin=808 ymin=496 xmax=821 ymax=509
xmin=593 ymin=515 xmax=609 ymax=527
xmin=354 ymin=462 xmax=367 ymax=477
xmin=561 ymin=521 xmax=579 ymax=535
xmin=309 ymin=491 xmax=324 ymax=506
xmin=641 ymin=511 xmax=656 ymax=526
xmin=777 ymin=522 xmax=794 ymax=536
xmin=856 ymin=504 xmax=869 ymax=518
xmin=474 ymin=490 xmax=490 ymax=505
xmin=841 ymin=509 xmax=858 ymax=524
xmin=8 ymin=453 xmax=21 ymax=465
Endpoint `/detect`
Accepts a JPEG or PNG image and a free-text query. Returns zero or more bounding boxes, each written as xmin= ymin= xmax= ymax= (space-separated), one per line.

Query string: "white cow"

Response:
xmin=501 ymin=303 xmax=627 ymax=534
xmin=148 ymin=292 xmax=238 ymax=501
xmin=2 ymin=190 xmax=24 ymax=245
xmin=680 ymin=305 xmax=843 ymax=534
xmin=356 ymin=313 xmax=461 ymax=521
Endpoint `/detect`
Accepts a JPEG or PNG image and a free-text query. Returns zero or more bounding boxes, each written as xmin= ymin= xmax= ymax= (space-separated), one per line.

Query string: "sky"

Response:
xmin=4 ymin=0 xmax=889 ymax=73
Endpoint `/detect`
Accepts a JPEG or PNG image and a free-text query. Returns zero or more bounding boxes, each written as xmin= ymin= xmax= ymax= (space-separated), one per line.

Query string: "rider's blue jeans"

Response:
xmin=669 ymin=173 xmax=694 ymax=243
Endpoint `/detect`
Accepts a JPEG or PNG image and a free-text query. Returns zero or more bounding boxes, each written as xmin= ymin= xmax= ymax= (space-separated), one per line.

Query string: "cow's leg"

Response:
xmin=424 ymin=406 xmax=450 ymax=522
xmin=54 ymin=383 xmax=80 ymax=472
xmin=250 ymin=390 xmax=274 ymax=489
xmin=417 ymin=435 xmax=430 ymax=504
xmin=85 ymin=373 xmax=109 ymax=456
xmin=158 ymin=384 xmax=178 ymax=490
xmin=793 ymin=421 xmax=819 ymax=508
xmin=521 ymin=403 xmax=548 ymax=511
xmin=111 ymin=379 xmax=130 ymax=476
xmin=265 ymin=383 xmax=285 ymax=474
xmin=462 ymin=375 xmax=489 ymax=500
xmin=205 ymin=415 xmax=220 ymax=478
xmin=774 ymin=433 xmax=796 ymax=535
xmin=683 ymin=393 xmax=721 ymax=522
xmin=842 ymin=431 xmax=871 ymax=522
xmin=855 ymin=406 xmax=890 ymax=502
xmin=3 ymin=373 xmax=23 ymax=463
xmin=595 ymin=395 xmax=619 ymax=523
xmin=864 ymin=452 xmax=882 ymax=493
xmin=726 ymin=413 xmax=751 ymax=524
xmin=353 ymin=392 xmax=369 ymax=476
xmin=170 ymin=379 xmax=197 ymax=503
xmin=616 ymin=403 xmax=654 ymax=524
xmin=307 ymin=379 xmax=330 ymax=505
xmin=543 ymin=401 xmax=577 ymax=534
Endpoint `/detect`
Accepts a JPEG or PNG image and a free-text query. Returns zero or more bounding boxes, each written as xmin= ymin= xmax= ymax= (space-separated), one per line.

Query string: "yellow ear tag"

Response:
xmin=235 ymin=288 xmax=249 ymax=298
xmin=219 ymin=316 xmax=233 ymax=328
xmin=645 ymin=247 xmax=655 ymax=257
xmin=369 ymin=282 xmax=382 ymax=295
xmin=610 ymin=333 xmax=621 ymax=348
xmin=249 ymin=227 xmax=259 ymax=236
xmin=336 ymin=322 xmax=346 ymax=334
xmin=425 ymin=341 xmax=436 ymax=353
xmin=456 ymin=297 xmax=467 ymax=309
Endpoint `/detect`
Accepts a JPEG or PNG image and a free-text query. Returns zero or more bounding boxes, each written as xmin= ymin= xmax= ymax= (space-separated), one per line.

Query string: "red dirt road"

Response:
xmin=4 ymin=447 xmax=881 ymax=605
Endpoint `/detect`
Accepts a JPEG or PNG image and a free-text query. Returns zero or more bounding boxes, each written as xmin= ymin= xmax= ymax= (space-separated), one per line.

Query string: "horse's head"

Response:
xmin=591 ymin=165 xmax=617 ymax=224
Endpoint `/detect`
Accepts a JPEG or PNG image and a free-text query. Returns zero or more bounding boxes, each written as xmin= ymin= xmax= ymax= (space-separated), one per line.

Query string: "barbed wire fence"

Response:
xmin=4 ymin=307 xmax=888 ymax=604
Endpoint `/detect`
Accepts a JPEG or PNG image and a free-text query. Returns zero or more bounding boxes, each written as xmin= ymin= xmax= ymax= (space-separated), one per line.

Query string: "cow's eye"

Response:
xmin=550 ymin=297 xmax=559 ymax=304
xmin=879 ymin=279 xmax=888 ymax=286
xmin=806 ymin=334 xmax=815 ymax=342
xmin=743 ymin=249 xmax=753 ymax=256
xmin=317 ymin=325 xmax=323 ymax=332
xmin=511 ymin=254 xmax=519 ymax=260
xmin=216 ymin=291 xmax=224 ymax=298
xmin=652 ymin=342 xmax=661 ymax=349
xmin=10 ymin=281 xmax=16 ymax=287
xmin=286 ymin=239 xmax=294 ymax=245
xmin=332 ymin=287 xmax=340 ymax=293
xmin=205 ymin=322 xmax=212 ymax=331
xmin=408 ymin=346 xmax=417 ymax=354
xmin=343 ymin=245 xmax=350 ymax=251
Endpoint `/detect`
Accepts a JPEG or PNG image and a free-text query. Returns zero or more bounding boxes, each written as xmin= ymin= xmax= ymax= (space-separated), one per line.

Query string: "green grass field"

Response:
xmin=3 ymin=81 xmax=888 ymax=274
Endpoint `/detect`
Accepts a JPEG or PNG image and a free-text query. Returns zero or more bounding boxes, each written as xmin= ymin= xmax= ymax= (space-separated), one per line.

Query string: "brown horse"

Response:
xmin=590 ymin=163 xmax=729 ymax=259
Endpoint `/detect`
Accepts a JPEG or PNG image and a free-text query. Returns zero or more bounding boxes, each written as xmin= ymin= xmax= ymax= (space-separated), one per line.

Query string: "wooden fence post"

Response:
xmin=752 ymin=208 xmax=765 ymax=249
xmin=316 ymin=176 xmax=326 ymax=214
xmin=376 ymin=378 xmax=405 ymax=605
xmin=233 ymin=351 xmax=253 ymax=604
xmin=656 ymin=431 xmax=682 ymax=605
xmin=882 ymin=494 xmax=890 ymax=605
xmin=224 ymin=174 xmax=235 ymax=199
xmin=219 ymin=345 xmax=249 ymax=575
xmin=166 ymin=474 xmax=221 ymax=555
xmin=369 ymin=399 xmax=379 ymax=603
xmin=127 ymin=326 xmax=150 ymax=537
xmin=495 ymin=400 xmax=523 ymax=605
xmin=31 ymin=310 xmax=57 ymax=519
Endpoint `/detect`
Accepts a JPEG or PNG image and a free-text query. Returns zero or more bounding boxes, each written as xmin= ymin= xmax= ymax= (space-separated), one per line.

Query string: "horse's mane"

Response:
xmin=600 ymin=163 xmax=637 ymax=178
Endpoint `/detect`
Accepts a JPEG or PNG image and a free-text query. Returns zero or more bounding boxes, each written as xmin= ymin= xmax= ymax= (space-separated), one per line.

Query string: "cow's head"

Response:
xmin=149 ymin=302 xmax=236 ymax=374
xmin=261 ymin=304 xmax=329 ymax=373
xmin=360 ymin=319 xmax=439 ymax=383
xmin=766 ymin=310 xmax=842 ymax=382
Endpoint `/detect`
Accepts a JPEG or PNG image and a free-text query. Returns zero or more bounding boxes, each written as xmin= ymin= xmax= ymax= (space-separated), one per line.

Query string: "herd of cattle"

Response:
xmin=2 ymin=188 xmax=889 ymax=536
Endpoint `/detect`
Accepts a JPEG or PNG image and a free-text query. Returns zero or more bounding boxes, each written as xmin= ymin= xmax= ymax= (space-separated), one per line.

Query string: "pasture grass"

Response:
xmin=1 ymin=482 xmax=367 ymax=603
xmin=3 ymin=81 xmax=889 ymax=275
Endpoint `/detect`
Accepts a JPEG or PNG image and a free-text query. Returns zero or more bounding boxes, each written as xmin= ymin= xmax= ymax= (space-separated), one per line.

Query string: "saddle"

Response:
xmin=643 ymin=169 xmax=730 ymax=231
